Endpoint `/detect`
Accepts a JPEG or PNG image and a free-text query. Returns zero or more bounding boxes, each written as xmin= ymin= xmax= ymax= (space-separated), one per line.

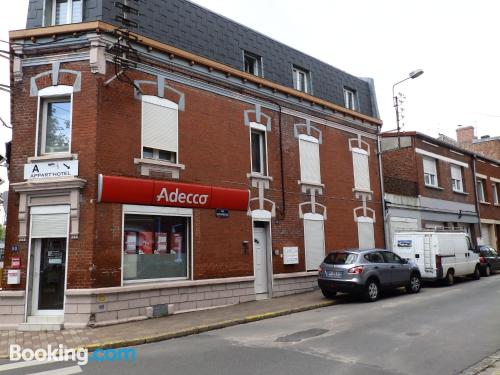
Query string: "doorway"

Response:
xmin=252 ymin=221 xmax=271 ymax=296
xmin=31 ymin=238 xmax=67 ymax=316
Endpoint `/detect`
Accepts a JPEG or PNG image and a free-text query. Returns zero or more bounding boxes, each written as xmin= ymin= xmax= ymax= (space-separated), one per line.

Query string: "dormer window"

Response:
xmin=45 ymin=0 xmax=83 ymax=26
xmin=293 ymin=66 xmax=310 ymax=93
xmin=243 ymin=51 xmax=262 ymax=77
xmin=344 ymin=88 xmax=357 ymax=111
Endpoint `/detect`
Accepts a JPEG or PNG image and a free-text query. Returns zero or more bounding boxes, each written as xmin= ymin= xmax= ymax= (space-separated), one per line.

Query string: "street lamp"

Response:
xmin=392 ymin=69 xmax=424 ymax=145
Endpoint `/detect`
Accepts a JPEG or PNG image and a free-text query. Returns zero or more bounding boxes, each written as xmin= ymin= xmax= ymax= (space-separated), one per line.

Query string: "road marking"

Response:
xmin=26 ymin=365 xmax=82 ymax=375
xmin=0 ymin=360 xmax=56 ymax=372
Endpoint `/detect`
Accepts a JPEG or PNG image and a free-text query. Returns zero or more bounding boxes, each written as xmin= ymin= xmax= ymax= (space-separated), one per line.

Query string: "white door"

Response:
xmin=253 ymin=227 xmax=268 ymax=294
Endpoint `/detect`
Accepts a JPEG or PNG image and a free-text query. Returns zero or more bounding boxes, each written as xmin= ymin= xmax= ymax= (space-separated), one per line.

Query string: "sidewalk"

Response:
xmin=0 ymin=290 xmax=334 ymax=358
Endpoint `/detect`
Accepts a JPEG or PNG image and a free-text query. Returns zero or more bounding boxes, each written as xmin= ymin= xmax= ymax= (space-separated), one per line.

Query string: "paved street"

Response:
xmin=2 ymin=274 xmax=500 ymax=375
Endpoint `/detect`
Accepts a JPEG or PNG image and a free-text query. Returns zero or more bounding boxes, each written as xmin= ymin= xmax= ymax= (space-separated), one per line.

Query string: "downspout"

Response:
xmin=377 ymin=134 xmax=388 ymax=249
xmin=472 ymin=155 xmax=482 ymax=247
xmin=267 ymin=99 xmax=286 ymax=219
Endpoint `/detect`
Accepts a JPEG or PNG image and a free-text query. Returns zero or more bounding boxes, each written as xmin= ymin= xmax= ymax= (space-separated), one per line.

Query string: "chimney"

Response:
xmin=456 ymin=126 xmax=475 ymax=145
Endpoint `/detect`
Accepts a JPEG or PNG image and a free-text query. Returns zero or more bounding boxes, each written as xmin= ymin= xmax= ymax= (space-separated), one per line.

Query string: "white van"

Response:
xmin=393 ymin=230 xmax=481 ymax=285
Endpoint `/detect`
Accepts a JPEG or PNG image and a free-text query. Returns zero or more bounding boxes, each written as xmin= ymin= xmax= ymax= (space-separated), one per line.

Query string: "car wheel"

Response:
xmin=444 ymin=270 xmax=454 ymax=286
xmin=363 ymin=279 xmax=379 ymax=302
xmin=472 ymin=265 xmax=481 ymax=280
xmin=321 ymin=289 xmax=337 ymax=299
xmin=406 ymin=273 xmax=421 ymax=294
xmin=485 ymin=265 xmax=491 ymax=277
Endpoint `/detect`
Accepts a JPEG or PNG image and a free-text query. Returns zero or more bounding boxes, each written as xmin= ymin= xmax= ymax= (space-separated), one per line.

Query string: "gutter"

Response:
xmin=472 ymin=155 xmax=482 ymax=245
xmin=377 ymin=134 xmax=388 ymax=248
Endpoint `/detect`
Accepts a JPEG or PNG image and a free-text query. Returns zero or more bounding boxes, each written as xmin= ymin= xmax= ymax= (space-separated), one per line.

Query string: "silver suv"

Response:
xmin=318 ymin=249 xmax=421 ymax=302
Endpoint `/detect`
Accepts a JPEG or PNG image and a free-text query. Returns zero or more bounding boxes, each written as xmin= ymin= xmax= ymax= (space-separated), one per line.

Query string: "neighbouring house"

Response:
xmin=456 ymin=126 xmax=500 ymax=161
xmin=381 ymin=132 xmax=480 ymax=248
xmin=2 ymin=0 xmax=384 ymax=330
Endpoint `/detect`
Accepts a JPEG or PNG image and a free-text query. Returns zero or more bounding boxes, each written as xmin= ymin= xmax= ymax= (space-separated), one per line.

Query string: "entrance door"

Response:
xmin=32 ymin=238 xmax=67 ymax=316
xmin=253 ymin=227 xmax=269 ymax=294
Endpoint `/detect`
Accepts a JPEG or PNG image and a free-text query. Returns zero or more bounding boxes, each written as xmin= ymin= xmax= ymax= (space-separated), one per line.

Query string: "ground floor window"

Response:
xmin=123 ymin=213 xmax=190 ymax=281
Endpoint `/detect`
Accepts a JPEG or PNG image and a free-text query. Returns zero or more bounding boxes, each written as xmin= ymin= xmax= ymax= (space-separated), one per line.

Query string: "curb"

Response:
xmin=82 ymin=300 xmax=336 ymax=352
xmin=458 ymin=350 xmax=500 ymax=375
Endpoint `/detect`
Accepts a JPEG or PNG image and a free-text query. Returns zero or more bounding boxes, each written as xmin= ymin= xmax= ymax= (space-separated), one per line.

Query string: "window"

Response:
xmin=323 ymin=252 xmax=358 ymax=265
xmin=299 ymin=135 xmax=321 ymax=184
xmin=123 ymin=213 xmax=190 ymax=281
xmin=293 ymin=66 xmax=310 ymax=93
xmin=423 ymin=157 xmax=438 ymax=187
xmin=141 ymin=95 xmax=178 ymax=164
xmin=477 ymin=179 xmax=486 ymax=202
xmin=352 ymin=148 xmax=370 ymax=191
xmin=250 ymin=129 xmax=267 ymax=175
xmin=381 ymin=251 xmax=402 ymax=264
xmin=364 ymin=251 xmax=384 ymax=263
xmin=47 ymin=0 xmax=83 ymax=25
xmin=492 ymin=183 xmax=499 ymax=205
xmin=357 ymin=217 xmax=375 ymax=249
xmin=38 ymin=97 xmax=72 ymax=155
xmin=243 ymin=51 xmax=262 ymax=77
xmin=344 ymin=88 xmax=357 ymax=111
xmin=451 ymin=165 xmax=464 ymax=192
xmin=304 ymin=213 xmax=325 ymax=271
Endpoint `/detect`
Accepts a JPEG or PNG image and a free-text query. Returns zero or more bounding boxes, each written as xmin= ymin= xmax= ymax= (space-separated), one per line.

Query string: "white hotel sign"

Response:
xmin=24 ymin=160 xmax=79 ymax=180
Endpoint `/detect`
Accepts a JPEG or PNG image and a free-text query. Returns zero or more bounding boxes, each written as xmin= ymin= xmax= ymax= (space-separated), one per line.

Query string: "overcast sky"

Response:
xmin=1 ymin=0 xmax=500 ymax=200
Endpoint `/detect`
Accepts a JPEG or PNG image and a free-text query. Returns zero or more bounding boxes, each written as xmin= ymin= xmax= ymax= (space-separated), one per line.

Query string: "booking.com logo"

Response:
xmin=10 ymin=344 xmax=137 ymax=366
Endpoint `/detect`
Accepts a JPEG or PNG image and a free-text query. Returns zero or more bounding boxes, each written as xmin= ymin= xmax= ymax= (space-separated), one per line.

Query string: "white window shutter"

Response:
xmin=31 ymin=214 xmax=68 ymax=238
xmin=423 ymin=157 xmax=437 ymax=175
xmin=142 ymin=96 xmax=178 ymax=153
xmin=450 ymin=165 xmax=462 ymax=180
xmin=304 ymin=214 xmax=325 ymax=271
xmin=299 ymin=136 xmax=321 ymax=184
xmin=352 ymin=148 xmax=370 ymax=190
xmin=357 ymin=217 xmax=375 ymax=249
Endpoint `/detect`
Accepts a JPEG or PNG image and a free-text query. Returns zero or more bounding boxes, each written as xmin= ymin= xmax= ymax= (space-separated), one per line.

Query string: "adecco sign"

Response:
xmin=97 ymin=175 xmax=249 ymax=210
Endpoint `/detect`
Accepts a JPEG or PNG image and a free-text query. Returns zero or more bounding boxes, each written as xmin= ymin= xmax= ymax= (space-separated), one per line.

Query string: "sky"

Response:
xmin=1 ymin=0 xmax=500 ymax=202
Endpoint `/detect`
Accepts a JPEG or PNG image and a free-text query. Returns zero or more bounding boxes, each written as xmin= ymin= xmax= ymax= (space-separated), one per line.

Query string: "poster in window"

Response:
xmin=156 ymin=232 xmax=168 ymax=254
xmin=139 ymin=231 xmax=154 ymax=254
xmin=125 ymin=232 xmax=137 ymax=254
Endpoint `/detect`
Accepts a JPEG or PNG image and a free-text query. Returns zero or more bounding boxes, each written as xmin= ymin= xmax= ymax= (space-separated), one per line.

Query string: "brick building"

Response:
xmin=381 ymin=132 xmax=480 ymax=248
xmin=456 ymin=126 xmax=500 ymax=161
xmin=1 ymin=0 xmax=383 ymax=330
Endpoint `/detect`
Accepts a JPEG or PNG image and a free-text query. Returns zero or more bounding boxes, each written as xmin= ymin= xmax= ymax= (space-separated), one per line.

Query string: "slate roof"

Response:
xmin=26 ymin=0 xmax=379 ymax=117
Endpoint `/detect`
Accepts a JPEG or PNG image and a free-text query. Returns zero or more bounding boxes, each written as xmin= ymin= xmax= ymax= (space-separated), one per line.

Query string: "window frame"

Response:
xmin=450 ymin=164 xmax=464 ymax=192
xmin=298 ymin=134 xmax=321 ymax=185
xmin=423 ymin=156 xmax=438 ymax=187
xmin=121 ymin=204 xmax=193 ymax=285
xmin=249 ymin=122 xmax=268 ymax=176
xmin=36 ymin=85 xmax=74 ymax=157
xmin=477 ymin=179 xmax=487 ymax=202
xmin=343 ymin=87 xmax=358 ymax=111
xmin=50 ymin=0 xmax=83 ymax=26
xmin=141 ymin=95 xmax=179 ymax=165
xmin=243 ymin=51 xmax=263 ymax=77
xmin=292 ymin=66 xmax=310 ymax=93
xmin=492 ymin=183 xmax=499 ymax=205
xmin=303 ymin=213 xmax=325 ymax=271
xmin=351 ymin=147 xmax=370 ymax=192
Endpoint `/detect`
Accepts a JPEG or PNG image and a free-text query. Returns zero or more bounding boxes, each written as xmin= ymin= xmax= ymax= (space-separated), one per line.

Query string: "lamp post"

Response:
xmin=392 ymin=69 xmax=424 ymax=146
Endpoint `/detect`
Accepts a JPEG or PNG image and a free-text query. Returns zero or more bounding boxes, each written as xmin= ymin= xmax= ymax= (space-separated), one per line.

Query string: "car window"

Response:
xmin=324 ymin=252 xmax=358 ymax=265
xmin=381 ymin=251 xmax=402 ymax=264
xmin=364 ymin=251 xmax=384 ymax=263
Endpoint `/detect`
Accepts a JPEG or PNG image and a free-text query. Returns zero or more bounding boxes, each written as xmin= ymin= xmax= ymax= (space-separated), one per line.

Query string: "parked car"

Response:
xmin=393 ymin=230 xmax=480 ymax=285
xmin=317 ymin=249 xmax=421 ymax=302
xmin=476 ymin=246 xmax=500 ymax=276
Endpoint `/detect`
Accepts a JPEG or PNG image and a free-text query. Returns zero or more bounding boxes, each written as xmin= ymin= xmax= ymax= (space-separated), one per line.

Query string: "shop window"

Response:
xmin=142 ymin=95 xmax=178 ymax=164
xmin=243 ymin=51 xmax=262 ymax=77
xmin=352 ymin=147 xmax=370 ymax=191
xmin=451 ymin=165 xmax=464 ymax=192
xmin=344 ymin=88 xmax=357 ymax=111
xmin=293 ymin=66 xmax=310 ymax=93
xmin=357 ymin=216 xmax=375 ymax=249
xmin=250 ymin=126 xmax=267 ymax=175
xmin=37 ymin=96 xmax=72 ymax=155
xmin=299 ymin=134 xmax=321 ymax=184
xmin=423 ymin=156 xmax=438 ymax=187
xmin=45 ymin=0 xmax=83 ymax=26
xmin=123 ymin=213 xmax=190 ymax=282
xmin=304 ymin=213 xmax=325 ymax=271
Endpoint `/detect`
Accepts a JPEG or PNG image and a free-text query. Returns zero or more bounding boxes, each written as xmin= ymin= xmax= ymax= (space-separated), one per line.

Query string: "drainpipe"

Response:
xmin=472 ymin=155 xmax=482 ymax=247
xmin=377 ymin=134 xmax=388 ymax=249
